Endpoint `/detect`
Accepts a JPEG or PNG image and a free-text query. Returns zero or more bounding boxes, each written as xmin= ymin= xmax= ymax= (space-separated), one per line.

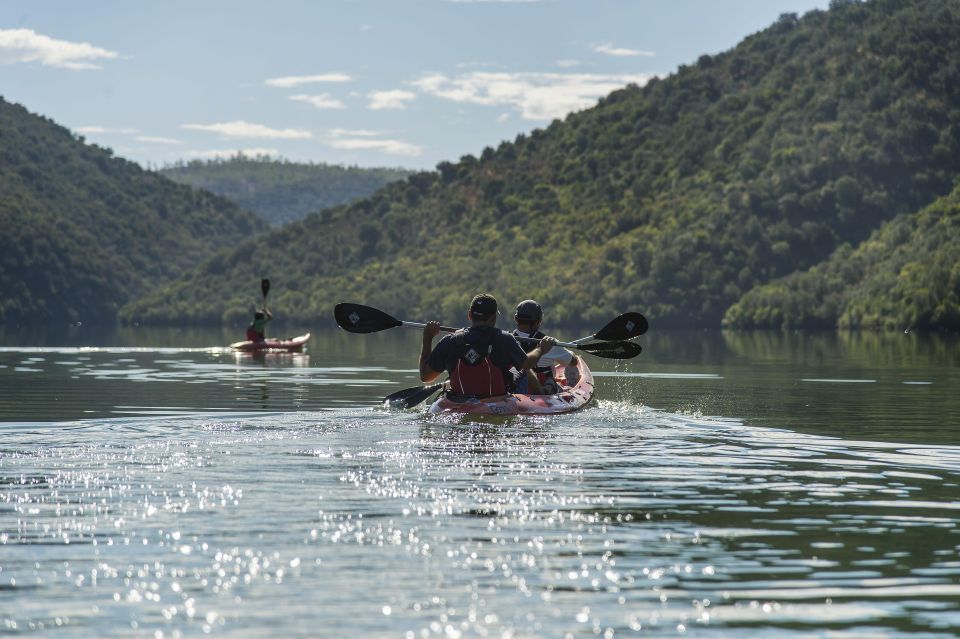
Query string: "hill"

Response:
xmin=160 ymin=156 xmax=412 ymax=227
xmin=724 ymin=181 xmax=960 ymax=331
xmin=123 ymin=0 xmax=960 ymax=329
xmin=0 ymin=98 xmax=267 ymax=325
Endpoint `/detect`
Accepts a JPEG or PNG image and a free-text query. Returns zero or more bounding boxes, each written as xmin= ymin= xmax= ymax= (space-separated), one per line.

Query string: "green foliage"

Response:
xmin=0 ymin=0 xmax=920 ymax=327
xmin=0 ymin=99 xmax=267 ymax=324
xmin=114 ymin=1 xmax=960 ymax=330
xmin=726 ymin=182 xmax=960 ymax=331
xmin=160 ymin=155 xmax=412 ymax=227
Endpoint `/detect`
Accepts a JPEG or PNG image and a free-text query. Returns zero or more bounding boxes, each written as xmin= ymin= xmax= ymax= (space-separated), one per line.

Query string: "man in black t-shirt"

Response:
xmin=419 ymin=293 xmax=556 ymax=398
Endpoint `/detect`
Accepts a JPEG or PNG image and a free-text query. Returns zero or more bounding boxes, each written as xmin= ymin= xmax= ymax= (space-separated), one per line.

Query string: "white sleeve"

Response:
xmin=538 ymin=347 xmax=574 ymax=367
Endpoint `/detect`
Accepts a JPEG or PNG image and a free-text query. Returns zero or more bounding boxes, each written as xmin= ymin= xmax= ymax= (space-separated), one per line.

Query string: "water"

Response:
xmin=1 ymin=326 xmax=959 ymax=637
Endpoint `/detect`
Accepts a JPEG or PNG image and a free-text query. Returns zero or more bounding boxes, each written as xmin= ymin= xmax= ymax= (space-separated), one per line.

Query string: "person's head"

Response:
xmin=468 ymin=293 xmax=499 ymax=326
xmin=254 ymin=311 xmax=265 ymax=320
xmin=514 ymin=299 xmax=543 ymax=332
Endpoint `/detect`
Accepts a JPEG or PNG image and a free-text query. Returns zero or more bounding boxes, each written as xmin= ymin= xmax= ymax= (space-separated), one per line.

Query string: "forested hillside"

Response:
xmin=123 ymin=0 xmax=960 ymax=329
xmin=725 ymin=181 xmax=960 ymax=331
xmin=161 ymin=156 xmax=412 ymax=227
xmin=0 ymin=99 xmax=267 ymax=324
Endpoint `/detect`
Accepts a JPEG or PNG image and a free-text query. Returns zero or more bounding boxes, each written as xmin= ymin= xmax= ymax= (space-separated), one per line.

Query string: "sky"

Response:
xmin=1 ymin=0 xmax=831 ymax=171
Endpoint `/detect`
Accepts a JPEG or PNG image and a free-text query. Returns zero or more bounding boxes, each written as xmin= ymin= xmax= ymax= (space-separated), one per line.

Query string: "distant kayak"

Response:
xmin=229 ymin=333 xmax=311 ymax=352
xmin=428 ymin=355 xmax=594 ymax=416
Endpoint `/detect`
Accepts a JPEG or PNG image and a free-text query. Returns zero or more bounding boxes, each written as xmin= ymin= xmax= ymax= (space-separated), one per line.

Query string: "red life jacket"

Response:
xmin=246 ymin=326 xmax=262 ymax=342
xmin=449 ymin=330 xmax=509 ymax=397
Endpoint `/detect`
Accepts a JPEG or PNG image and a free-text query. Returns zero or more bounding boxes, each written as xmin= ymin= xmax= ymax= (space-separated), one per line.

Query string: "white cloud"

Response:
xmin=326 ymin=138 xmax=423 ymax=157
xmin=264 ymin=73 xmax=352 ymax=88
xmin=0 ymin=28 xmax=118 ymax=70
xmin=329 ymin=128 xmax=381 ymax=138
xmin=181 ymin=120 xmax=313 ymax=140
xmin=323 ymin=129 xmax=422 ymax=157
xmin=412 ymin=71 xmax=653 ymax=120
xmin=186 ymin=148 xmax=280 ymax=160
xmin=368 ymin=89 xmax=416 ymax=110
xmin=75 ymin=126 xmax=138 ymax=135
xmin=496 ymin=113 xmax=510 ymax=123
xmin=137 ymin=136 xmax=183 ymax=145
xmin=290 ymin=93 xmax=345 ymax=109
xmin=592 ymin=43 xmax=655 ymax=57
xmin=555 ymin=59 xmax=580 ymax=68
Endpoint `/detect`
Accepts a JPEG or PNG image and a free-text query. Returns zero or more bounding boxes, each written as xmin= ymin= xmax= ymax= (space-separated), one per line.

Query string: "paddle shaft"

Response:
xmin=405 ymin=320 xmax=583 ymax=350
xmin=261 ymin=279 xmax=270 ymax=309
xmin=334 ymin=303 xmax=640 ymax=358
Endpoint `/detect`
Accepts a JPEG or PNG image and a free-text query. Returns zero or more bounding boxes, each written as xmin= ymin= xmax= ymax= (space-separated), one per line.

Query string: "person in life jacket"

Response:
xmin=419 ymin=293 xmax=556 ymax=398
xmin=511 ymin=299 xmax=579 ymax=395
xmin=245 ymin=307 xmax=272 ymax=342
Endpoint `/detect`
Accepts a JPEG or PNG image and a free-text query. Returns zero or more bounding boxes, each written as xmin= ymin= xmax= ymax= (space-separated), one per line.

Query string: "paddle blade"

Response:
xmin=261 ymin=278 xmax=270 ymax=299
xmin=384 ymin=383 xmax=444 ymax=409
xmin=334 ymin=303 xmax=402 ymax=333
xmin=594 ymin=312 xmax=648 ymax=341
xmin=576 ymin=340 xmax=642 ymax=359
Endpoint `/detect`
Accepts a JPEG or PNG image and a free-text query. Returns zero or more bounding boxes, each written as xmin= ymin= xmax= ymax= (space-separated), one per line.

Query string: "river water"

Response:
xmin=1 ymin=325 xmax=959 ymax=637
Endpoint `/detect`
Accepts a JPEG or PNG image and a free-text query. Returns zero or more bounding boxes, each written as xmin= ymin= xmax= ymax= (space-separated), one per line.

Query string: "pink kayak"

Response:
xmin=229 ymin=333 xmax=311 ymax=352
xmin=428 ymin=356 xmax=594 ymax=416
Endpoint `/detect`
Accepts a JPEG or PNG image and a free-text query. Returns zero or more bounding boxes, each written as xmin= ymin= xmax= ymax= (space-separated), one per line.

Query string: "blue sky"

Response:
xmin=1 ymin=0 xmax=830 ymax=170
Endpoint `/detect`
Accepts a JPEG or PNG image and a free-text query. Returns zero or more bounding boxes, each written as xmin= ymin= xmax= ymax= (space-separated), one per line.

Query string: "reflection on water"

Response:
xmin=1 ymin=327 xmax=959 ymax=637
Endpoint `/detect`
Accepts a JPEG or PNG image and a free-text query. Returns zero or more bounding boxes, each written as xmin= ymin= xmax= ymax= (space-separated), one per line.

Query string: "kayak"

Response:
xmin=428 ymin=356 xmax=594 ymax=416
xmin=229 ymin=333 xmax=311 ymax=352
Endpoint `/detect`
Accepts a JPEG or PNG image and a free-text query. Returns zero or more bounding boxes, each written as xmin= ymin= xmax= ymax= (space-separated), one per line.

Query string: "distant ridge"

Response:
xmin=0 ymin=98 xmax=267 ymax=325
xmin=161 ymin=155 xmax=412 ymax=227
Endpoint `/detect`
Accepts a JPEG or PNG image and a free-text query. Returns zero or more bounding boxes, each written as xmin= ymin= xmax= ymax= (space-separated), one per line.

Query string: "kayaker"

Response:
xmin=511 ymin=299 xmax=578 ymax=395
xmin=245 ymin=307 xmax=272 ymax=342
xmin=420 ymin=293 xmax=556 ymax=398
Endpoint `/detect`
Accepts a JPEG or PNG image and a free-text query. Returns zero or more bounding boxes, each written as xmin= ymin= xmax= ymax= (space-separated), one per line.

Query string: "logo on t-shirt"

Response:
xmin=464 ymin=348 xmax=482 ymax=364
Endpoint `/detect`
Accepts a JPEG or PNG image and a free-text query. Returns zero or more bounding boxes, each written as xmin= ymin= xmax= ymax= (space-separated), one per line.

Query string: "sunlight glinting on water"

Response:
xmin=3 ymin=398 xmax=960 ymax=637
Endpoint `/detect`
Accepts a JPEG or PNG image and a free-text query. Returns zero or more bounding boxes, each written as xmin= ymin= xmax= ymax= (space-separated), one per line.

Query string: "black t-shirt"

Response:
xmin=427 ymin=325 xmax=528 ymax=375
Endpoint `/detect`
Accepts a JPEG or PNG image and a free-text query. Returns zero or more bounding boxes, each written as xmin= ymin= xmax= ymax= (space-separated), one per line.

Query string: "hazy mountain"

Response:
xmin=161 ymin=156 xmax=412 ymax=227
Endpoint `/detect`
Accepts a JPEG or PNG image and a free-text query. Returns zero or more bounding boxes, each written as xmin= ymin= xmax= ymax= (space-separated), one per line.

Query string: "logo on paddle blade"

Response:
xmin=464 ymin=348 xmax=482 ymax=364
xmin=625 ymin=320 xmax=635 ymax=332
xmin=349 ymin=312 xmax=360 ymax=325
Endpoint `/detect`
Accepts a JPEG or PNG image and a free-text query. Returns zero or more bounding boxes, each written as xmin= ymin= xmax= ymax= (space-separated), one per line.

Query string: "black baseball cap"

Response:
xmin=469 ymin=293 xmax=498 ymax=320
xmin=514 ymin=299 xmax=543 ymax=322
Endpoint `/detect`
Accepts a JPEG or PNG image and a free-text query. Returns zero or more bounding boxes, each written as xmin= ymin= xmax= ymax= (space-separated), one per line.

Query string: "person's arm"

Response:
xmin=263 ymin=308 xmax=273 ymax=321
xmin=419 ymin=321 xmax=442 ymax=382
xmin=525 ymin=370 xmax=544 ymax=395
xmin=521 ymin=336 xmax=556 ymax=370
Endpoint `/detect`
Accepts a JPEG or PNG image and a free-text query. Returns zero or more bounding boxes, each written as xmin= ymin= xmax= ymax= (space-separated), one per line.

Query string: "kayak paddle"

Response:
xmin=572 ymin=311 xmax=648 ymax=344
xmin=334 ymin=303 xmax=642 ymax=359
xmin=261 ymin=278 xmax=270 ymax=306
xmin=383 ymin=383 xmax=445 ymax=409
xmin=335 ymin=302 xmax=455 ymax=334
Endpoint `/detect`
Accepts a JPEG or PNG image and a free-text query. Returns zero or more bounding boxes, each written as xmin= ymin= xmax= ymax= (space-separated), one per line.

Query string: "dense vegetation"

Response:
xmin=125 ymin=0 xmax=960 ymax=330
xmin=161 ymin=156 xmax=412 ymax=227
xmin=725 ymin=181 xmax=960 ymax=330
xmin=0 ymin=98 xmax=267 ymax=324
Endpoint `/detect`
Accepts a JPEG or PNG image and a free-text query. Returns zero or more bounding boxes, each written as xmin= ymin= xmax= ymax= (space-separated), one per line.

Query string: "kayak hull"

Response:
xmin=229 ymin=333 xmax=311 ymax=352
xmin=428 ymin=355 xmax=594 ymax=416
